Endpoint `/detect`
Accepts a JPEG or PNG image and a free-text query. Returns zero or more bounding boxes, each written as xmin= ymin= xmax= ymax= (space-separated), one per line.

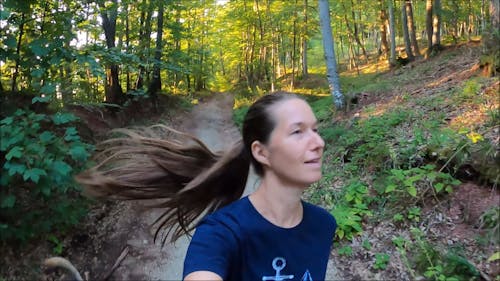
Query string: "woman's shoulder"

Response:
xmin=198 ymin=197 xmax=252 ymax=231
xmin=302 ymin=201 xmax=336 ymax=228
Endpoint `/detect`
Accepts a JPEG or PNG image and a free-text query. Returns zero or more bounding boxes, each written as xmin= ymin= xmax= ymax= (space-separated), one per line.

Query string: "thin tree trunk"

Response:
xmin=401 ymin=1 xmax=414 ymax=60
xmin=148 ymin=0 xmax=164 ymax=99
xmin=345 ymin=1 xmax=368 ymax=61
xmin=136 ymin=0 xmax=153 ymax=90
xmin=388 ymin=0 xmax=397 ymax=66
xmin=406 ymin=0 xmax=420 ymax=57
xmin=426 ymin=0 xmax=434 ymax=56
xmin=302 ymin=0 xmax=308 ymax=77
xmin=379 ymin=0 xmax=389 ymax=57
xmin=11 ymin=13 xmax=25 ymax=92
xmin=318 ymin=0 xmax=344 ymax=109
xmin=492 ymin=0 xmax=500 ymax=28
xmin=100 ymin=0 xmax=123 ymax=104
xmin=432 ymin=0 xmax=442 ymax=48
xmin=125 ymin=3 xmax=130 ymax=92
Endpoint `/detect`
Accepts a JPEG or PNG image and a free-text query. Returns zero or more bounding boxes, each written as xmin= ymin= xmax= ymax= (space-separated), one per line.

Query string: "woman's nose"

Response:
xmin=311 ymin=130 xmax=325 ymax=150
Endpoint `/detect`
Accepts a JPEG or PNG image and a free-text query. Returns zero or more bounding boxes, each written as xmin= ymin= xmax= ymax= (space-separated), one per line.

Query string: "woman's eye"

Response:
xmin=312 ymin=128 xmax=319 ymax=133
xmin=292 ymin=129 xmax=301 ymax=135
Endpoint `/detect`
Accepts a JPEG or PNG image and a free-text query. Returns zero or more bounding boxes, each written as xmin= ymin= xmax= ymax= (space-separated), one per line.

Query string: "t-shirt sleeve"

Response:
xmin=182 ymin=216 xmax=238 ymax=279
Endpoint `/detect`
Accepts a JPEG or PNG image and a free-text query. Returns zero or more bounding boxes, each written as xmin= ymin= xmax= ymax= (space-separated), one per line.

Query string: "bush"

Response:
xmin=0 ymin=109 xmax=93 ymax=243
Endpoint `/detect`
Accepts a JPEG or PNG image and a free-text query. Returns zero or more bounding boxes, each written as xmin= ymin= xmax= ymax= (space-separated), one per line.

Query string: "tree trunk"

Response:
xmin=11 ymin=13 xmax=25 ymax=92
xmin=345 ymin=1 xmax=368 ymax=61
xmin=426 ymin=0 xmax=434 ymax=56
xmin=491 ymin=0 xmax=500 ymax=28
xmin=388 ymin=0 xmax=397 ymax=66
xmin=135 ymin=0 xmax=154 ymax=90
xmin=148 ymin=0 xmax=164 ymax=99
xmin=432 ymin=0 xmax=442 ymax=48
xmin=402 ymin=1 xmax=415 ymax=60
xmin=406 ymin=0 xmax=420 ymax=57
xmin=100 ymin=0 xmax=124 ymax=105
xmin=301 ymin=0 xmax=309 ymax=77
xmin=318 ymin=0 xmax=344 ymax=109
xmin=379 ymin=0 xmax=389 ymax=57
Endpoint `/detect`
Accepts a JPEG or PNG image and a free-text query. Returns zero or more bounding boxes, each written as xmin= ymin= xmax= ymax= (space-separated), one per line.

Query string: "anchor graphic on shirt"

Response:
xmin=262 ymin=257 xmax=294 ymax=281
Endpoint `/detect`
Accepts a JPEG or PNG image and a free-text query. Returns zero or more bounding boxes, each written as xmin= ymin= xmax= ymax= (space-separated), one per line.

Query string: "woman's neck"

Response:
xmin=249 ymin=176 xmax=304 ymax=228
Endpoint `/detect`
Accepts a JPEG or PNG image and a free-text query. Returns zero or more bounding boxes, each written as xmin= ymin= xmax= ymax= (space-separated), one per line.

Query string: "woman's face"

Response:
xmin=262 ymin=98 xmax=325 ymax=188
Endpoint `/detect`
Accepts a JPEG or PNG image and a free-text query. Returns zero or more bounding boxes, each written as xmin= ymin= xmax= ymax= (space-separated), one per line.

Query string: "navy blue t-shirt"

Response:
xmin=183 ymin=196 xmax=336 ymax=281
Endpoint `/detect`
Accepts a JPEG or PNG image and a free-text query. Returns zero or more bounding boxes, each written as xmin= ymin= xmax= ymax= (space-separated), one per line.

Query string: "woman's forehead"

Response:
xmin=271 ymin=98 xmax=316 ymax=126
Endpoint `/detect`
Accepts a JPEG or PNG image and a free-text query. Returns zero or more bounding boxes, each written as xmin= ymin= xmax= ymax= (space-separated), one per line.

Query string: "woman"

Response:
xmin=77 ymin=92 xmax=336 ymax=281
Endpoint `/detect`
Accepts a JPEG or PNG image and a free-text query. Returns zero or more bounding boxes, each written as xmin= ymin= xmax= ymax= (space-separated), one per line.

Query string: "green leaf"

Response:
xmin=0 ymin=9 xmax=11 ymax=21
xmin=3 ymin=34 xmax=16 ymax=49
xmin=1 ymin=116 xmax=14 ymax=125
xmin=5 ymin=146 xmax=23 ymax=160
xmin=32 ymin=96 xmax=51 ymax=104
xmin=487 ymin=252 xmax=500 ymax=262
xmin=39 ymin=131 xmax=55 ymax=143
xmin=40 ymin=83 xmax=56 ymax=95
xmin=6 ymin=163 xmax=26 ymax=176
xmin=69 ymin=145 xmax=88 ymax=161
xmin=53 ymin=160 xmax=72 ymax=175
xmin=64 ymin=127 xmax=80 ymax=141
xmin=434 ymin=183 xmax=444 ymax=193
xmin=385 ymin=184 xmax=397 ymax=193
xmin=23 ymin=168 xmax=47 ymax=183
xmin=407 ymin=186 xmax=417 ymax=197
xmin=1 ymin=195 xmax=16 ymax=208
xmin=31 ymin=68 xmax=45 ymax=79
xmin=52 ymin=113 xmax=78 ymax=125
xmin=30 ymin=39 xmax=50 ymax=56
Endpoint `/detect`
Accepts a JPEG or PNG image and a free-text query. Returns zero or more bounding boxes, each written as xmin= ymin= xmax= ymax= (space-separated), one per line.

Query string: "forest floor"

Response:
xmin=1 ymin=42 xmax=498 ymax=281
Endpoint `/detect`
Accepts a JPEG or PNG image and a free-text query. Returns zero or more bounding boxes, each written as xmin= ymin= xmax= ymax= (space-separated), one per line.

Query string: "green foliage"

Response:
xmin=47 ymin=234 xmax=64 ymax=255
xmin=454 ymin=79 xmax=484 ymax=104
xmin=232 ymin=105 xmax=249 ymax=130
xmin=331 ymin=108 xmax=410 ymax=171
xmin=362 ymin=239 xmax=372 ymax=250
xmin=383 ymin=165 xmax=460 ymax=208
xmin=338 ymin=245 xmax=353 ymax=256
xmin=373 ymin=253 xmax=390 ymax=270
xmin=331 ymin=180 xmax=372 ymax=240
xmin=309 ymin=97 xmax=334 ymax=122
xmin=407 ymin=207 xmax=421 ymax=222
xmin=0 ymin=109 xmax=93 ymax=243
xmin=410 ymin=228 xmax=480 ymax=280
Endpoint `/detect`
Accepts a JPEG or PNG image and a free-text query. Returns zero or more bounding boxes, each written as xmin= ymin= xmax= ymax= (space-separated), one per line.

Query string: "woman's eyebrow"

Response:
xmin=289 ymin=120 xmax=318 ymax=127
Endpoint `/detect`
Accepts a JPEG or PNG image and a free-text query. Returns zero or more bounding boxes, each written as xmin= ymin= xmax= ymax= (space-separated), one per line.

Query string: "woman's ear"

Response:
xmin=251 ymin=140 xmax=270 ymax=167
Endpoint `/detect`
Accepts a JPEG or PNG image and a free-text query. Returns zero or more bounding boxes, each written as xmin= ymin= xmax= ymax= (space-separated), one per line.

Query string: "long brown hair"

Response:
xmin=76 ymin=91 xmax=300 ymax=243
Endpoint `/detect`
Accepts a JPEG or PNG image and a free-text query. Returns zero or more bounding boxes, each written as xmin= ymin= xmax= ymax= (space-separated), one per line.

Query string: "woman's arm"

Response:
xmin=184 ymin=271 xmax=223 ymax=281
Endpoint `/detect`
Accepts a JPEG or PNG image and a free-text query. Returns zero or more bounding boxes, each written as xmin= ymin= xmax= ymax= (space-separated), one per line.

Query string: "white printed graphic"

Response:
xmin=262 ymin=257 xmax=294 ymax=281
xmin=300 ymin=270 xmax=313 ymax=281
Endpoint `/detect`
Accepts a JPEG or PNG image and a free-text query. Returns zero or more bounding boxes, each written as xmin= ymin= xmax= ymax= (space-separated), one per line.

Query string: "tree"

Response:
xmin=402 ymin=0 xmax=415 ymax=60
xmin=432 ymin=0 xmax=442 ymax=49
xmin=405 ymin=0 xmax=421 ymax=57
xmin=388 ymin=0 xmax=397 ymax=66
xmin=379 ymin=0 xmax=389 ymax=57
xmin=98 ymin=0 xmax=124 ymax=105
xmin=318 ymin=0 xmax=344 ymax=109
xmin=147 ymin=0 xmax=164 ymax=100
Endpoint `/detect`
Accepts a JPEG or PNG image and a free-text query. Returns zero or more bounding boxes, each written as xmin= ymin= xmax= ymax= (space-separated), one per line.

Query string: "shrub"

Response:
xmin=0 ymin=109 xmax=93 ymax=243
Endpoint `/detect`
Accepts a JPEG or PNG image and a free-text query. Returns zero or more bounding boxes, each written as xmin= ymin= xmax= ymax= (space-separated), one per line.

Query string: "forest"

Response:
xmin=1 ymin=0 xmax=499 ymax=280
